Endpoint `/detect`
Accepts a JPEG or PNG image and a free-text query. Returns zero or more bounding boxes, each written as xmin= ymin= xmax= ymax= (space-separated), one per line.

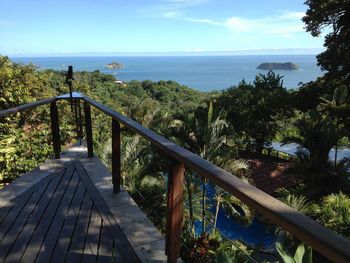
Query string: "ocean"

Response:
xmin=11 ymin=55 xmax=323 ymax=92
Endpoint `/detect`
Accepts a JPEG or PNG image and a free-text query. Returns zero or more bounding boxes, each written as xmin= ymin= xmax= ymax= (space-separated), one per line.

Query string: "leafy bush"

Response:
xmin=181 ymin=232 xmax=253 ymax=263
xmin=311 ymin=192 xmax=350 ymax=239
xmin=276 ymin=241 xmax=312 ymax=263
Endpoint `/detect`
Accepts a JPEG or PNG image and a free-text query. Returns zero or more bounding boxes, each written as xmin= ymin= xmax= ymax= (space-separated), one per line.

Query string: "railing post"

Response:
xmin=50 ymin=101 xmax=61 ymax=159
xmin=74 ymin=99 xmax=80 ymax=143
xmin=77 ymin=100 xmax=83 ymax=145
xmin=112 ymin=119 xmax=121 ymax=193
xmin=84 ymin=101 xmax=93 ymax=158
xmin=166 ymin=161 xmax=184 ymax=263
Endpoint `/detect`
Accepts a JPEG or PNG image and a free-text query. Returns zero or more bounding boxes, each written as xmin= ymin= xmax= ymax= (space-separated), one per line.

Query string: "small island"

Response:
xmin=106 ymin=62 xmax=124 ymax=69
xmin=257 ymin=62 xmax=299 ymax=70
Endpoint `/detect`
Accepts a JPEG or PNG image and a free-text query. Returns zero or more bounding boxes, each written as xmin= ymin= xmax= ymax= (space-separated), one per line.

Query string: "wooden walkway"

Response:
xmin=0 ymin=161 xmax=140 ymax=263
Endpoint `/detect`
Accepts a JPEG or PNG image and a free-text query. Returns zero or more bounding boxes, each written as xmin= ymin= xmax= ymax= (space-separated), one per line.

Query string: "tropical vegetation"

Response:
xmin=1 ymin=1 xmax=350 ymax=262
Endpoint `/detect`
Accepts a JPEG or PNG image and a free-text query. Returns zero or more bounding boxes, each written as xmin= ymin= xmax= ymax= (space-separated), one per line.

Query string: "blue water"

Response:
xmin=11 ymin=55 xmax=323 ymax=92
xmin=194 ymin=184 xmax=275 ymax=250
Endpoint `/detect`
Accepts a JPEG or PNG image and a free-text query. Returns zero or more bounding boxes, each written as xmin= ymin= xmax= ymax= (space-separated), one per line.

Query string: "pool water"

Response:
xmin=194 ymin=183 xmax=276 ymax=251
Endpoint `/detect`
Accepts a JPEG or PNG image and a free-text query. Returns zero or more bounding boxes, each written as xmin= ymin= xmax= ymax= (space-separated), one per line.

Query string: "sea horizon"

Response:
xmin=11 ymin=54 xmax=324 ymax=92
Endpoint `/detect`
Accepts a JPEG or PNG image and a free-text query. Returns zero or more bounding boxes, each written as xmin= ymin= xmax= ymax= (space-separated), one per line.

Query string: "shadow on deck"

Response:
xmin=0 ymin=144 xmax=166 ymax=263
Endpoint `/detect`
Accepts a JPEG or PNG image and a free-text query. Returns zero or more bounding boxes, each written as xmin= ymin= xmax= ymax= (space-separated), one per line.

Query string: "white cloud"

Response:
xmin=186 ymin=48 xmax=206 ymax=52
xmin=224 ymin=11 xmax=305 ymax=36
xmin=278 ymin=11 xmax=305 ymax=20
xmin=225 ymin=17 xmax=253 ymax=32
xmin=146 ymin=0 xmax=209 ymax=18
xmin=183 ymin=17 xmax=221 ymax=25
xmin=158 ymin=8 xmax=305 ymax=38
xmin=163 ymin=11 xmax=184 ymax=18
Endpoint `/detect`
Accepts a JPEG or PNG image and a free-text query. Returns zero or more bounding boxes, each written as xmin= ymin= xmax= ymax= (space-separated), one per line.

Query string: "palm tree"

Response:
xmin=124 ymin=97 xmax=160 ymax=127
xmin=319 ymin=85 xmax=349 ymax=168
xmin=170 ymin=101 xmax=240 ymax=233
xmin=212 ymin=159 xmax=255 ymax=232
xmin=282 ymin=110 xmax=338 ymax=185
xmin=120 ymin=135 xmax=144 ymax=193
xmin=213 ymin=173 xmax=254 ymax=230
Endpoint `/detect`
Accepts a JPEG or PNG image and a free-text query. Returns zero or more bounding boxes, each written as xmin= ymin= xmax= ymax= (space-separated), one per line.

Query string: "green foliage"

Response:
xmin=0 ymin=135 xmax=16 ymax=182
xmin=310 ymin=192 xmax=350 ymax=239
xmin=276 ymin=189 xmax=310 ymax=215
xmin=303 ymin=0 xmax=350 ymax=84
xmin=169 ymin=101 xmax=239 ymax=233
xmin=292 ymin=77 xmax=334 ymax=112
xmin=1 ymin=53 xmax=349 ymax=263
xmin=181 ymin=232 xmax=253 ymax=263
xmin=219 ymin=71 xmax=291 ymax=153
xmin=276 ymin=241 xmax=312 ymax=263
xmin=214 ymin=243 xmax=254 ymax=263
xmin=0 ymin=55 xmax=57 ymax=184
xmin=217 ymin=175 xmax=254 ymax=227
xmin=282 ymin=110 xmax=338 ymax=186
xmin=181 ymin=232 xmax=220 ymax=263
xmin=169 ymin=100 xmax=237 ymax=165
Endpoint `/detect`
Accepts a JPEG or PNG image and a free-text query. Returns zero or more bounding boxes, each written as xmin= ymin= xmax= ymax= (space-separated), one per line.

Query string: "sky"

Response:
xmin=0 ymin=0 xmax=326 ymax=56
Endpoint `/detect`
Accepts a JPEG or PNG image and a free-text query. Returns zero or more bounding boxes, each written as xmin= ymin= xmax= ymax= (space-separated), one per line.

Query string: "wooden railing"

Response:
xmin=1 ymin=92 xmax=350 ymax=263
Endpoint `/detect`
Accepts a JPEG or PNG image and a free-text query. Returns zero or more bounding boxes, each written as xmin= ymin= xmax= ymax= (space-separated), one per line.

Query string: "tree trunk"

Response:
xmin=213 ymin=201 xmax=220 ymax=231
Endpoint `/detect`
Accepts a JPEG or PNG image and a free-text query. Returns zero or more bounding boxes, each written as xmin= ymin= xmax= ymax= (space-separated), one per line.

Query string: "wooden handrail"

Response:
xmin=0 ymin=98 xmax=55 ymax=118
xmin=83 ymin=94 xmax=350 ymax=263
xmin=1 ymin=93 xmax=350 ymax=262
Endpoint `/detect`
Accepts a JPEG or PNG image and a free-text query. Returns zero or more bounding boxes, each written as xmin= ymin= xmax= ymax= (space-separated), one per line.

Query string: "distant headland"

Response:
xmin=106 ymin=62 xmax=124 ymax=69
xmin=257 ymin=62 xmax=299 ymax=70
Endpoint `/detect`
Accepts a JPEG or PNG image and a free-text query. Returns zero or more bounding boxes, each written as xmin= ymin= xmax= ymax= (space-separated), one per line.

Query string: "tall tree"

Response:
xmin=219 ymin=71 xmax=290 ymax=154
xmin=282 ymin=110 xmax=338 ymax=188
xmin=303 ymin=0 xmax=350 ymax=84
xmin=170 ymin=101 xmax=230 ymax=233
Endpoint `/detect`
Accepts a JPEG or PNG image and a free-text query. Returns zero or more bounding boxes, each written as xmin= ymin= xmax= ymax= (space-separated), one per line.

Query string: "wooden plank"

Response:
xmin=81 ymin=206 xmax=102 ymax=263
xmin=74 ymin=161 xmax=139 ymax=262
xmin=49 ymin=181 xmax=86 ymax=263
xmin=20 ymin=165 xmax=74 ymax=260
xmin=0 ymin=206 xmax=12 ymax=226
xmin=0 ymin=172 xmax=57 ymax=243
xmin=34 ymin=171 xmax=80 ymax=263
xmin=65 ymin=193 xmax=93 ymax=262
xmin=0 ymin=190 xmax=32 ymax=227
xmin=0 ymin=173 xmax=58 ymax=262
xmin=3 ymin=172 xmax=64 ymax=262
xmin=0 ymin=171 xmax=56 ymax=231
xmin=166 ymin=161 xmax=184 ymax=263
xmin=97 ymin=223 xmax=114 ymax=263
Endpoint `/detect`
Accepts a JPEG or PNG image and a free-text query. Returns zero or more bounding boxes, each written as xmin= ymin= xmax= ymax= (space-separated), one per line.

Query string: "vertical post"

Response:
xmin=84 ymin=101 xmax=93 ymax=158
xmin=166 ymin=161 xmax=184 ymax=263
xmin=112 ymin=119 xmax=121 ymax=193
xmin=66 ymin=66 xmax=80 ymax=143
xmin=67 ymin=66 xmax=74 ymax=112
xmin=74 ymin=99 xmax=80 ymax=142
xmin=50 ymin=101 xmax=61 ymax=159
xmin=77 ymin=100 xmax=83 ymax=145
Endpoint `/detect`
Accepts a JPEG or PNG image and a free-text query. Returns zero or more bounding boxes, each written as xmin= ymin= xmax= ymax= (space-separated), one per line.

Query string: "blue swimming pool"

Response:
xmin=194 ymin=183 xmax=276 ymax=250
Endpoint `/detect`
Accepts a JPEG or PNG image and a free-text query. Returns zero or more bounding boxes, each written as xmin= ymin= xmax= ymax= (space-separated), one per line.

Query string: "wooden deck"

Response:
xmin=0 ymin=161 xmax=140 ymax=263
